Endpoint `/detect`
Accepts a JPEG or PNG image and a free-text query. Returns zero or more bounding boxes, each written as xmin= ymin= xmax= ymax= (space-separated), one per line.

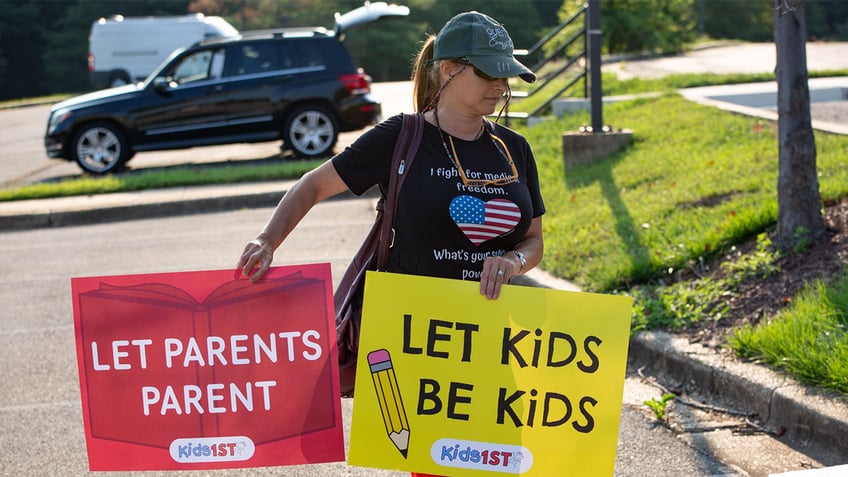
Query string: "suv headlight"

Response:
xmin=48 ymin=109 xmax=73 ymax=132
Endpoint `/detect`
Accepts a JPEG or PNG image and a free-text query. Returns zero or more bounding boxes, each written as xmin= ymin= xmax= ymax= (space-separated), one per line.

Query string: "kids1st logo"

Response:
xmin=430 ymin=438 xmax=533 ymax=474
xmin=169 ymin=436 xmax=255 ymax=463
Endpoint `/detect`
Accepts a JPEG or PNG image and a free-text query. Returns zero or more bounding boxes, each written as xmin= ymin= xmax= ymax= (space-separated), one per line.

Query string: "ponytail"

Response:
xmin=411 ymin=35 xmax=440 ymax=112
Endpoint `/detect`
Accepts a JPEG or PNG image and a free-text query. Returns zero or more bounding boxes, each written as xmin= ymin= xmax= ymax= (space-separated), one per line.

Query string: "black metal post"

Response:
xmin=587 ymin=0 xmax=603 ymax=132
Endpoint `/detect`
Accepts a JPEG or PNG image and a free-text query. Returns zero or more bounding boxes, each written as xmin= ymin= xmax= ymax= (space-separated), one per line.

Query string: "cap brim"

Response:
xmin=468 ymin=55 xmax=536 ymax=83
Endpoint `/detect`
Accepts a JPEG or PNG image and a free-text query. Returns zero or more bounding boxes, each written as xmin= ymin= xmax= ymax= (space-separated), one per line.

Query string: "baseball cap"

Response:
xmin=433 ymin=11 xmax=536 ymax=83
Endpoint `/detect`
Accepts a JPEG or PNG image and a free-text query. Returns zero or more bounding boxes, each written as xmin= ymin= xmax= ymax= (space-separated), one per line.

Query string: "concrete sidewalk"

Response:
xmin=679 ymin=76 xmax=848 ymax=135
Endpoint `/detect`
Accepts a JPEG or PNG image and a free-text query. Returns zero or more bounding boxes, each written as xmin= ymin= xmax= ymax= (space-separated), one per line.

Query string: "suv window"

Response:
xmin=168 ymin=48 xmax=226 ymax=84
xmin=230 ymin=42 xmax=279 ymax=76
xmin=285 ymin=41 xmax=326 ymax=69
xmin=172 ymin=50 xmax=213 ymax=83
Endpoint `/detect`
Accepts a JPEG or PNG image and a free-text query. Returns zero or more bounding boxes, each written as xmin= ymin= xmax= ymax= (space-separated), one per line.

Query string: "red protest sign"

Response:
xmin=71 ymin=264 xmax=344 ymax=471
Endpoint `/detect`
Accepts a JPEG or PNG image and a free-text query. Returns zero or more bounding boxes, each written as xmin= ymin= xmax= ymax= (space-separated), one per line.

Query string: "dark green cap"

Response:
xmin=434 ymin=11 xmax=536 ymax=83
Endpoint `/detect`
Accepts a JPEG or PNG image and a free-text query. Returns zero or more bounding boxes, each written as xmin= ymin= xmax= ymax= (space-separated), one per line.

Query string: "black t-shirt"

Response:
xmin=332 ymin=113 xmax=546 ymax=282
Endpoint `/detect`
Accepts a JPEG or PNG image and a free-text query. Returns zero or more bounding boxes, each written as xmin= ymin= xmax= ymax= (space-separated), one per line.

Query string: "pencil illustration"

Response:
xmin=367 ymin=349 xmax=410 ymax=458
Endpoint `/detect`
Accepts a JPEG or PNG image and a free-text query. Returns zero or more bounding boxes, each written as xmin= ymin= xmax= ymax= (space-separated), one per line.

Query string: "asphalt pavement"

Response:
xmin=2 ymin=42 xmax=848 ymax=474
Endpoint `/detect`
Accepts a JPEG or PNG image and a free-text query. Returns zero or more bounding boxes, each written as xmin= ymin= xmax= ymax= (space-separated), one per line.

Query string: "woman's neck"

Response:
xmin=430 ymin=106 xmax=485 ymax=141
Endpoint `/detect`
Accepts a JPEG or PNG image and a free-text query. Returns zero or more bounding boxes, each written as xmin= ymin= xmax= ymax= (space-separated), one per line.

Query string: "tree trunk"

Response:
xmin=773 ymin=0 xmax=825 ymax=249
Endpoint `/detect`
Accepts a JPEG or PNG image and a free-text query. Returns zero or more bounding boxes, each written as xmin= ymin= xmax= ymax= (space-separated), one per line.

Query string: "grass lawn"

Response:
xmin=521 ymin=93 xmax=848 ymax=291
xmin=729 ymin=274 xmax=848 ymax=394
xmin=0 ymin=160 xmax=323 ymax=202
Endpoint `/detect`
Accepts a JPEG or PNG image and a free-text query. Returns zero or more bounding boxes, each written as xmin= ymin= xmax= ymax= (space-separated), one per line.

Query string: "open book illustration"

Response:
xmin=76 ymin=270 xmax=336 ymax=449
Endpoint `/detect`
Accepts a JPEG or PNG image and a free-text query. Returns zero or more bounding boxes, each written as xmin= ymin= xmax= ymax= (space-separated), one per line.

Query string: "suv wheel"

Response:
xmin=71 ymin=122 xmax=130 ymax=174
xmin=283 ymin=105 xmax=338 ymax=158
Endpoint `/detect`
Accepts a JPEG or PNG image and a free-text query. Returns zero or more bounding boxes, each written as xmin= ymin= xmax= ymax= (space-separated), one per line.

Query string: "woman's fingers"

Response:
xmin=238 ymin=240 xmax=273 ymax=282
xmin=480 ymin=256 xmax=511 ymax=299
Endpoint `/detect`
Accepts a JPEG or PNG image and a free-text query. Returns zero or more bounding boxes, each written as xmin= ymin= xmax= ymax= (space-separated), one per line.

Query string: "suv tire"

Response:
xmin=283 ymin=104 xmax=338 ymax=158
xmin=71 ymin=122 xmax=131 ymax=174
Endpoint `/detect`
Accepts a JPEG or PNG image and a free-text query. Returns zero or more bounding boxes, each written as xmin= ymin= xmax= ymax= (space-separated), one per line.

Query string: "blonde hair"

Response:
xmin=411 ymin=35 xmax=441 ymax=112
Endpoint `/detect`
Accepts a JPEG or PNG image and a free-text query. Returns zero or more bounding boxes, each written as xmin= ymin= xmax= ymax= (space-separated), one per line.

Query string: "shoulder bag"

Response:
xmin=335 ymin=112 xmax=424 ymax=397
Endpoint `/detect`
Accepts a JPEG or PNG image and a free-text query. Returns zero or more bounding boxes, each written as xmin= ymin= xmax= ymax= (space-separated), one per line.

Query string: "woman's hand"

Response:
xmin=235 ymin=160 xmax=349 ymax=283
xmin=237 ymin=237 xmax=275 ymax=282
xmin=479 ymin=218 xmax=544 ymax=300
xmin=480 ymin=252 xmax=523 ymax=300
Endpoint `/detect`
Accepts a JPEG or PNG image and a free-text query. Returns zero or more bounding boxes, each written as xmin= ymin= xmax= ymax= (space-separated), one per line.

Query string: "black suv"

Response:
xmin=44 ymin=2 xmax=408 ymax=174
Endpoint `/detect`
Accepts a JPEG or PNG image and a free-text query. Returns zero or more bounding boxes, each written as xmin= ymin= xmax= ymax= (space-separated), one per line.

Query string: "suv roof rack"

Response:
xmin=239 ymin=27 xmax=331 ymax=39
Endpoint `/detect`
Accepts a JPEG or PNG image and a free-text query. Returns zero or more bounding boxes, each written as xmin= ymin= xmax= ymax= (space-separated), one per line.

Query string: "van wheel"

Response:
xmin=71 ymin=122 xmax=130 ymax=174
xmin=283 ymin=105 xmax=338 ymax=158
xmin=109 ymin=71 xmax=131 ymax=88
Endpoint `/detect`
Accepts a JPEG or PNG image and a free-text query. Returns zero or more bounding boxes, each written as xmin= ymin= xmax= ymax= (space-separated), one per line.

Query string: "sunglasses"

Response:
xmin=459 ymin=58 xmax=500 ymax=82
xmin=443 ymin=131 xmax=519 ymax=188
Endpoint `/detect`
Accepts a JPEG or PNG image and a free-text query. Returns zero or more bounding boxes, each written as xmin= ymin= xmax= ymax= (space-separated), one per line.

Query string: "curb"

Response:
xmin=0 ymin=189 xmax=287 ymax=231
xmin=0 ymin=180 xmax=370 ymax=231
xmin=628 ymin=331 xmax=848 ymax=458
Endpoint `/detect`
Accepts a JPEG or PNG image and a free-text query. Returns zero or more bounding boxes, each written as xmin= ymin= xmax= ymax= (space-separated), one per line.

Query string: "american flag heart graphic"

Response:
xmin=449 ymin=196 xmax=521 ymax=246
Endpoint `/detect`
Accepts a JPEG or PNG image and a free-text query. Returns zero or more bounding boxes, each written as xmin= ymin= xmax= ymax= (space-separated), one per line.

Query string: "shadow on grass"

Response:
xmin=565 ymin=146 xmax=651 ymax=286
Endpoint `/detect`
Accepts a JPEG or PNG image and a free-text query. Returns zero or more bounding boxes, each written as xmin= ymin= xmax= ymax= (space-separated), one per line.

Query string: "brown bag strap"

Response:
xmin=375 ymin=112 xmax=425 ymax=270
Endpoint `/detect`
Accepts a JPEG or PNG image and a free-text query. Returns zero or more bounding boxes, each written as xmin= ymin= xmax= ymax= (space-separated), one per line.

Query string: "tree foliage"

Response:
xmin=0 ymin=0 xmax=190 ymax=100
xmin=0 ymin=1 xmax=46 ymax=98
xmin=603 ymin=0 xmax=697 ymax=54
xmin=701 ymin=0 xmax=773 ymax=42
xmin=553 ymin=0 xmax=848 ymax=57
xmin=557 ymin=0 xmax=698 ymax=56
xmin=702 ymin=0 xmax=848 ymax=42
xmin=806 ymin=0 xmax=848 ymax=40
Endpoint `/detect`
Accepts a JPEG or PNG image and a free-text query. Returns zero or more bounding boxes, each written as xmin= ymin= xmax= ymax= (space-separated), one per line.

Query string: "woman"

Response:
xmin=239 ymin=10 xmax=543 ymax=294
xmin=238 ymin=11 xmax=544 ymax=475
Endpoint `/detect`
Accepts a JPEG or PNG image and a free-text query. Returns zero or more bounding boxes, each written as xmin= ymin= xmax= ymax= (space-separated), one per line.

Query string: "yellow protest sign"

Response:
xmin=349 ymin=272 xmax=632 ymax=476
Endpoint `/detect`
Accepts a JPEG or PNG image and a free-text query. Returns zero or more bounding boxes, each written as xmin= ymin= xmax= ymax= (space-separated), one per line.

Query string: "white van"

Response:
xmin=88 ymin=13 xmax=239 ymax=89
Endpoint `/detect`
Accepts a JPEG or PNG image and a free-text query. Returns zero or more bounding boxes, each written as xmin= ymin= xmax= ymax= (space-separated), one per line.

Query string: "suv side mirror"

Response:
xmin=153 ymin=77 xmax=174 ymax=94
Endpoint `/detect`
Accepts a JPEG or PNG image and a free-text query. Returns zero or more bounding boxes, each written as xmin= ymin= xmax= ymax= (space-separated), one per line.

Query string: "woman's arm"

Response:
xmin=237 ymin=160 xmax=349 ymax=281
xmin=479 ymin=216 xmax=544 ymax=299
